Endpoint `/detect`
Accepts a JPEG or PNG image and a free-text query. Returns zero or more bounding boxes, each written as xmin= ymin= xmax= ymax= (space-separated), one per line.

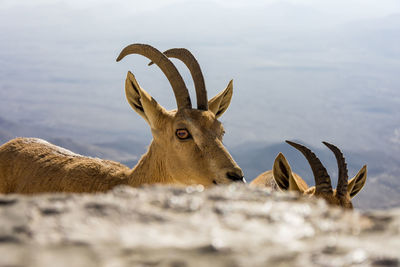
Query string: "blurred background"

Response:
xmin=1 ymin=0 xmax=399 ymax=209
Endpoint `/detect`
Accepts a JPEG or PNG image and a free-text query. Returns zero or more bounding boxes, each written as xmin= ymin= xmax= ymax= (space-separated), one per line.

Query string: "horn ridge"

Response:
xmin=116 ymin=43 xmax=192 ymax=110
xmin=285 ymin=140 xmax=333 ymax=193
xmin=322 ymin=141 xmax=348 ymax=197
xmin=149 ymin=48 xmax=208 ymax=110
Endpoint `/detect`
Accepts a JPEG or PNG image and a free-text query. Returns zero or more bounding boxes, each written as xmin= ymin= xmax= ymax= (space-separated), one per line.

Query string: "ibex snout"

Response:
xmin=226 ymin=168 xmax=245 ymax=183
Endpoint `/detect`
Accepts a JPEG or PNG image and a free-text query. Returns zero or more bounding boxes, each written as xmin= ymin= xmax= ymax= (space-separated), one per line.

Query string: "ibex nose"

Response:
xmin=226 ymin=169 xmax=245 ymax=183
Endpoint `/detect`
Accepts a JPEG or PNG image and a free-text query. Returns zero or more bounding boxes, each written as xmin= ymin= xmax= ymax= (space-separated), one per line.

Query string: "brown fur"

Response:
xmin=251 ymin=170 xmax=308 ymax=192
xmin=0 ymin=138 xmax=130 ymax=193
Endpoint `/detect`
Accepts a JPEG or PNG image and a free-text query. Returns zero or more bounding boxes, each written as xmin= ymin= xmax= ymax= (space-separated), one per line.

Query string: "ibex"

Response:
xmin=0 ymin=43 xmax=244 ymax=194
xmin=251 ymin=141 xmax=367 ymax=209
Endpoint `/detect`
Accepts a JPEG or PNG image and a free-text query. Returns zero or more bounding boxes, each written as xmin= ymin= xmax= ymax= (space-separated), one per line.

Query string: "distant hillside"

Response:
xmin=0 ymin=115 xmax=64 ymax=142
xmin=0 ymin=129 xmax=12 ymax=144
xmin=0 ymin=116 xmax=145 ymax=168
xmin=0 ymin=117 xmax=15 ymax=143
xmin=48 ymin=137 xmax=144 ymax=168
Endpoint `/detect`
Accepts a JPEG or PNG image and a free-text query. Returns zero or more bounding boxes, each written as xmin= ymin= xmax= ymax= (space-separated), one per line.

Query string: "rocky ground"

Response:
xmin=0 ymin=185 xmax=399 ymax=267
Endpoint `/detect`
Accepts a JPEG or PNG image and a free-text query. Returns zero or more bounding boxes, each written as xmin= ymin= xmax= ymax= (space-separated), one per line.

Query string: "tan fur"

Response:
xmin=251 ymin=170 xmax=308 ymax=192
xmin=250 ymin=152 xmax=367 ymax=209
xmin=0 ymin=71 xmax=243 ymax=194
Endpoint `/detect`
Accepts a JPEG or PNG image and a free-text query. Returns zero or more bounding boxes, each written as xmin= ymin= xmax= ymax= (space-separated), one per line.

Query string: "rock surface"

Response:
xmin=0 ymin=185 xmax=399 ymax=267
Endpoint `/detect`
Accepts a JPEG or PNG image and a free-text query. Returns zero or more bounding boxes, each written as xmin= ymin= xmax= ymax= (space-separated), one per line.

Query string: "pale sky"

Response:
xmin=2 ymin=0 xmax=399 ymax=19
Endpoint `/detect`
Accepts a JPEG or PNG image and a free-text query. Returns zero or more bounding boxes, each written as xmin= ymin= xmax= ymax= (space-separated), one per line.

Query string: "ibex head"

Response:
xmin=272 ymin=141 xmax=367 ymax=209
xmin=117 ymin=44 xmax=244 ymax=187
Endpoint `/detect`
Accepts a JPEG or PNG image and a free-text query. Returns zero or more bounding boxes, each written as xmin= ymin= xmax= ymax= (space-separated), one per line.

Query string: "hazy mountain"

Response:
xmin=0 ymin=116 xmax=143 ymax=168
xmin=48 ymin=137 xmax=144 ymax=168
xmin=0 ymin=130 xmax=12 ymax=144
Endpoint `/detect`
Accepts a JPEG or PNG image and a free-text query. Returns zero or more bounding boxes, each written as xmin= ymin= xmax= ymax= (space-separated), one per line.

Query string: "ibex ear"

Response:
xmin=347 ymin=165 xmax=367 ymax=198
xmin=208 ymin=80 xmax=233 ymax=118
xmin=125 ymin=71 xmax=167 ymax=128
xmin=272 ymin=153 xmax=301 ymax=192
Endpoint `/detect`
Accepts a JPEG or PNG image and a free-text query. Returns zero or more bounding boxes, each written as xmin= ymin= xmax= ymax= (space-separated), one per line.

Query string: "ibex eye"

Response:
xmin=176 ymin=129 xmax=191 ymax=140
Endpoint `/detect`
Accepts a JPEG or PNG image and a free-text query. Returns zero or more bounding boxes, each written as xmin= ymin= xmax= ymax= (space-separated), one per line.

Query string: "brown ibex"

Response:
xmin=251 ymin=141 xmax=367 ymax=209
xmin=0 ymin=44 xmax=244 ymax=194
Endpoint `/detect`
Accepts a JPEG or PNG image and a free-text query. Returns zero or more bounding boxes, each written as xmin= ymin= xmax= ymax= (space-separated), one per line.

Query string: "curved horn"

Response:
xmin=322 ymin=141 xmax=348 ymax=197
xmin=149 ymin=48 xmax=208 ymax=110
xmin=286 ymin=140 xmax=333 ymax=193
xmin=116 ymin=44 xmax=192 ymax=110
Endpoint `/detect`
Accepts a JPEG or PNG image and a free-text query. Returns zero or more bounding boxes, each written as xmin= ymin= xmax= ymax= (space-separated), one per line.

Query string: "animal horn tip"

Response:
xmin=322 ymin=142 xmax=344 ymax=156
xmin=322 ymin=141 xmax=334 ymax=148
xmin=285 ymin=140 xmax=296 ymax=146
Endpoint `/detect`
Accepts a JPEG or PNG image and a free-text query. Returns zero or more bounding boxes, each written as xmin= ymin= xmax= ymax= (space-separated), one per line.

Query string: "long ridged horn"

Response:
xmin=286 ymin=140 xmax=333 ymax=193
xmin=322 ymin=142 xmax=348 ymax=197
xmin=116 ymin=44 xmax=192 ymax=110
xmin=149 ymin=48 xmax=208 ymax=110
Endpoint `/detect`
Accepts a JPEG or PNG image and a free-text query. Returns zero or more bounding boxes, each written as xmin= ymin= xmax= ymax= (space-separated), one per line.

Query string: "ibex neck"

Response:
xmin=127 ymin=141 xmax=172 ymax=186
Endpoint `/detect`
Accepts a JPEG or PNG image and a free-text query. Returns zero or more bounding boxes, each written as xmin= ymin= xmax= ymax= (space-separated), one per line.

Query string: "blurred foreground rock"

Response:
xmin=0 ymin=185 xmax=399 ymax=267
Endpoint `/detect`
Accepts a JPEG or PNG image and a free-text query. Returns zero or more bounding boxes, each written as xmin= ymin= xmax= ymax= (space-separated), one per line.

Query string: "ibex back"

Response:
xmin=0 ymin=44 xmax=244 ymax=194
